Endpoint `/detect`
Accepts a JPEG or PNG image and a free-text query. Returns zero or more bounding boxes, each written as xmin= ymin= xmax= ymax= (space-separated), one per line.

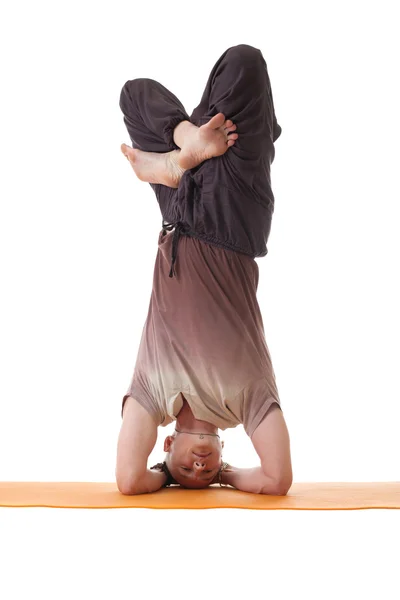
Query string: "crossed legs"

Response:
xmin=121 ymin=113 xmax=239 ymax=188
xmin=119 ymin=44 xmax=280 ymax=199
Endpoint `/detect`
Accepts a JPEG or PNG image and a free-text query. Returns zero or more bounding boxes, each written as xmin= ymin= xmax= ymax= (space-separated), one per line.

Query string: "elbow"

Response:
xmin=118 ymin=483 xmax=139 ymax=496
xmin=260 ymin=477 xmax=293 ymax=496
xmin=116 ymin=473 xmax=145 ymax=496
xmin=117 ymin=482 xmax=145 ymax=496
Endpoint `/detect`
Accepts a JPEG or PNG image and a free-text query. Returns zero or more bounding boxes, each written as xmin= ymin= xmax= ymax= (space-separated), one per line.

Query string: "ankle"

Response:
xmin=167 ymin=150 xmax=186 ymax=187
xmin=173 ymin=120 xmax=198 ymax=149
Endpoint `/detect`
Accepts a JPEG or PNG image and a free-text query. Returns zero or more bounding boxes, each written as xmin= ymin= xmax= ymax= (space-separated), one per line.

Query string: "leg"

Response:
xmin=173 ymin=44 xmax=283 ymax=257
xmin=119 ymin=78 xmax=239 ymax=186
xmin=119 ymin=77 xmax=190 ymax=153
xmin=119 ymin=78 xmax=192 ymax=212
xmin=119 ymin=77 xmax=238 ymax=205
xmin=190 ymin=44 xmax=282 ymax=158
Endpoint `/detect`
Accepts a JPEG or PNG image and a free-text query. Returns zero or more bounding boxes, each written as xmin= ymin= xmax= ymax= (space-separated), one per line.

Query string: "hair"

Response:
xmin=149 ymin=461 xmax=178 ymax=486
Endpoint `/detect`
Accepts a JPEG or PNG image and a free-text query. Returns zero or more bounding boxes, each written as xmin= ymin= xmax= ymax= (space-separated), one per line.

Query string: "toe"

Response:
xmin=208 ymin=113 xmax=225 ymax=128
xmin=123 ymin=146 xmax=137 ymax=162
xmin=121 ymin=143 xmax=133 ymax=158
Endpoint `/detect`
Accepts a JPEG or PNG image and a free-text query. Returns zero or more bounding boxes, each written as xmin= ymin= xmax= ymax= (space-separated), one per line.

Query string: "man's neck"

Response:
xmin=175 ymin=400 xmax=218 ymax=435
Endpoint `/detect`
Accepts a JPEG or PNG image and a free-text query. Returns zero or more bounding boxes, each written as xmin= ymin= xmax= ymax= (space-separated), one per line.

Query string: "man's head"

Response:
xmin=163 ymin=430 xmax=224 ymax=488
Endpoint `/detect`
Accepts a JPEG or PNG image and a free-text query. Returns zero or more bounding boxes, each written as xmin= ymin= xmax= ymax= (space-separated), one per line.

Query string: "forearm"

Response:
xmin=220 ymin=465 xmax=277 ymax=495
xmin=130 ymin=469 xmax=168 ymax=495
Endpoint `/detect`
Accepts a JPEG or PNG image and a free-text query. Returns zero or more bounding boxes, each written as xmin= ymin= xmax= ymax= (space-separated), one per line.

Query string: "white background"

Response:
xmin=0 ymin=1 xmax=398 ymax=598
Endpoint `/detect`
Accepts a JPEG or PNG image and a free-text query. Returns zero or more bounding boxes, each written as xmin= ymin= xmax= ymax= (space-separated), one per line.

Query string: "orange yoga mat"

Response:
xmin=0 ymin=482 xmax=399 ymax=510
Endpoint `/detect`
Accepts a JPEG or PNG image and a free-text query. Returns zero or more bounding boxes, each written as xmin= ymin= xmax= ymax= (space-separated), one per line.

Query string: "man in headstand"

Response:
xmin=115 ymin=44 xmax=293 ymax=495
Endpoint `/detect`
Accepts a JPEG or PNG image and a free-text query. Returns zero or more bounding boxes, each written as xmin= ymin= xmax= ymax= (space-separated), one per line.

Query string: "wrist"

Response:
xmin=218 ymin=462 xmax=234 ymax=487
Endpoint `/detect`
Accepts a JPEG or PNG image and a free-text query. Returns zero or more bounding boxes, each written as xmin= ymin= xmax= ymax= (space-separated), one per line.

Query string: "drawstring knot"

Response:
xmin=162 ymin=220 xmax=186 ymax=278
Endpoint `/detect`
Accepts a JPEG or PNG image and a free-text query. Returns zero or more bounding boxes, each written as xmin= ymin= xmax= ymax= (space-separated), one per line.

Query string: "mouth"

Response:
xmin=194 ymin=452 xmax=211 ymax=458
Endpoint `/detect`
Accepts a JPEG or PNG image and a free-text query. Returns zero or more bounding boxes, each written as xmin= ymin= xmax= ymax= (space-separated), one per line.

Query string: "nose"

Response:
xmin=193 ymin=458 xmax=207 ymax=474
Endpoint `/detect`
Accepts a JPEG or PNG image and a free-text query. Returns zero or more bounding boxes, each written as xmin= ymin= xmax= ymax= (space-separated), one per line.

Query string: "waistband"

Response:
xmin=161 ymin=219 xmax=188 ymax=278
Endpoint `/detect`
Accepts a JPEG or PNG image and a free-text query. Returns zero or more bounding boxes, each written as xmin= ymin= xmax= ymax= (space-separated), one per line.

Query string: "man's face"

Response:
xmin=163 ymin=432 xmax=224 ymax=488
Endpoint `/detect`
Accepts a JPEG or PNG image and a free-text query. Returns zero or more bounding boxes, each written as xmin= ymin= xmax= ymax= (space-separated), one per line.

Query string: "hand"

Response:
xmin=210 ymin=471 xmax=220 ymax=485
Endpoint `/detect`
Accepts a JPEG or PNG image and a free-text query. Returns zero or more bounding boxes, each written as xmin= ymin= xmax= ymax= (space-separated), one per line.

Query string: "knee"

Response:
xmin=224 ymin=44 xmax=263 ymax=66
xmin=120 ymin=78 xmax=157 ymax=105
xmin=121 ymin=77 xmax=152 ymax=93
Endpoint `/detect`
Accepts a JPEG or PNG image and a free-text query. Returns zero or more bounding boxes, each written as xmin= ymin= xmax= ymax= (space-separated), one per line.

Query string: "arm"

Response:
xmin=129 ymin=468 xmax=168 ymax=495
xmin=211 ymin=406 xmax=292 ymax=495
xmin=116 ymin=397 xmax=167 ymax=495
xmin=219 ymin=465 xmax=279 ymax=495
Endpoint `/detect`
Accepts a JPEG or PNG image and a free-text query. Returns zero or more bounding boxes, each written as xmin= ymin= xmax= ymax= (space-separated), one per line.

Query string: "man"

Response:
xmin=115 ymin=44 xmax=293 ymax=495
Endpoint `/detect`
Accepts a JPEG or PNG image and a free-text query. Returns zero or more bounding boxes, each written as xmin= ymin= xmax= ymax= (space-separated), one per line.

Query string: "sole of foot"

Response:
xmin=121 ymin=144 xmax=185 ymax=188
xmin=178 ymin=113 xmax=239 ymax=170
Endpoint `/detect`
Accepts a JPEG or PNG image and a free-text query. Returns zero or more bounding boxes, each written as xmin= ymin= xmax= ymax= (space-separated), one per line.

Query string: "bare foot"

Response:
xmin=120 ymin=144 xmax=186 ymax=188
xmin=175 ymin=114 xmax=239 ymax=170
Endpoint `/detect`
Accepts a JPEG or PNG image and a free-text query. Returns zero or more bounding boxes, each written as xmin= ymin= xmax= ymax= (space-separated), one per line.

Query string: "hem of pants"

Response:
xmin=162 ymin=115 xmax=189 ymax=151
xmin=159 ymin=221 xmax=266 ymax=259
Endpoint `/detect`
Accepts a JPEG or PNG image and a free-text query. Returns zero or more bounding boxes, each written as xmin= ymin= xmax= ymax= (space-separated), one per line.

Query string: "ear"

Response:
xmin=163 ymin=435 xmax=174 ymax=452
